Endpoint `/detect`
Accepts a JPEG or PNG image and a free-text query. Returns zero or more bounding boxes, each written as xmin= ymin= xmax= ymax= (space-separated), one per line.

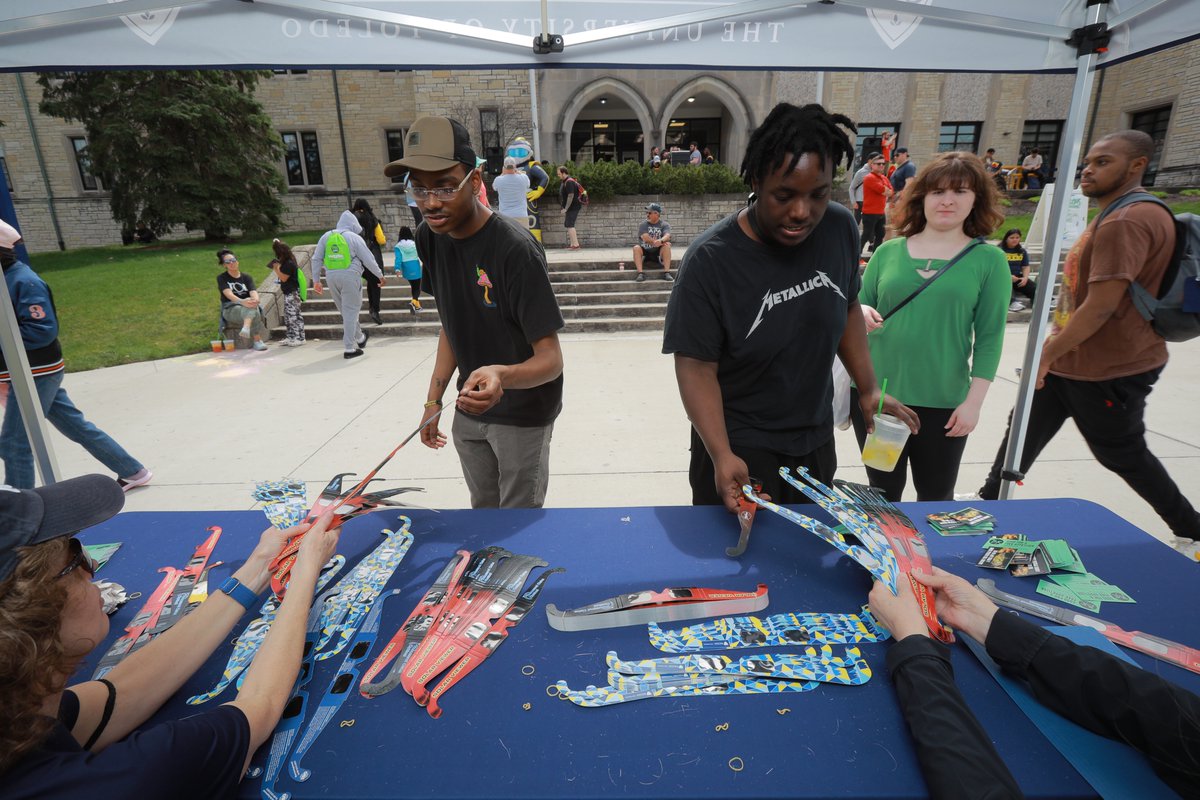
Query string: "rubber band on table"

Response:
xmin=728 ymin=756 xmax=745 ymax=772
xmin=521 ymin=664 xmax=536 ymax=676
xmin=546 ymin=685 xmax=561 ymax=698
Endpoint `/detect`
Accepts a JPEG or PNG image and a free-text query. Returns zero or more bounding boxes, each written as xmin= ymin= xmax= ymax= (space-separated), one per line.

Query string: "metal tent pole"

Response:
xmin=998 ymin=0 xmax=1110 ymax=498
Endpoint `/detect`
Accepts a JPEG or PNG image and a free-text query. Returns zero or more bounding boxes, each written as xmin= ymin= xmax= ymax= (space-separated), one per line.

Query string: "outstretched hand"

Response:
xmin=868 ymin=577 xmax=929 ymax=640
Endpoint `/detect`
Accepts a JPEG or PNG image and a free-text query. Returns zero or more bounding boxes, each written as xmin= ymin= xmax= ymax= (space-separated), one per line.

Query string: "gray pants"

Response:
xmin=452 ymin=412 xmax=554 ymax=509
xmin=324 ymin=268 xmax=364 ymax=352
xmin=222 ymin=304 xmax=267 ymax=338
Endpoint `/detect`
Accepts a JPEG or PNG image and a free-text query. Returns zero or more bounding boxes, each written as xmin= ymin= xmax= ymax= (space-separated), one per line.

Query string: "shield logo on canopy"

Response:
xmin=108 ymin=2 xmax=181 ymax=47
xmin=867 ymin=0 xmax=932 ymax=50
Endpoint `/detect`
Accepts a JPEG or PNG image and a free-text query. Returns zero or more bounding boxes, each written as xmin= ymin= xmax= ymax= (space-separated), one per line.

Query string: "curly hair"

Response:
xmin=740 ymin=103 xmax=857 ymax=188
xmin=0 ymin=537 xmax=73 ymax=774
xmin=892 ymin=151 xmax=1005 ymax=239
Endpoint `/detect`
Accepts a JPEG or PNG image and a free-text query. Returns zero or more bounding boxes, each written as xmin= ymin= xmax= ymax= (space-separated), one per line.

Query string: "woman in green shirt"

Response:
xmin=853 ymin=152 xmax=1009 ymax=501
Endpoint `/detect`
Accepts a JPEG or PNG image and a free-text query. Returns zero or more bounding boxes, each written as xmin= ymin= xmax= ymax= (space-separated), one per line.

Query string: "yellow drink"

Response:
xmin=861 ymin=440 xmax=903 ymax=471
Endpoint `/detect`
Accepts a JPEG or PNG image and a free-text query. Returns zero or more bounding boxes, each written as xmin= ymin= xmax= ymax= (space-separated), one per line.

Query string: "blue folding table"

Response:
xmin=79 ymin=498 xmax=1200 ymax=799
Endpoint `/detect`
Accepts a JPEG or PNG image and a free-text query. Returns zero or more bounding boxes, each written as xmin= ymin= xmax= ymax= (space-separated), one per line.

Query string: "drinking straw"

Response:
xmin=877 ymin=378 xmax=887 ymax=417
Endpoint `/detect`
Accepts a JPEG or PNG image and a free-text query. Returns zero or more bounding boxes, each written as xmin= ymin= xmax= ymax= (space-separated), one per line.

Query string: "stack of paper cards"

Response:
xmin=928 ymin=508 xmax=996 ymax=536
xmin=976 ymin=534 xmax=1086 ymax=578
xmin=1035 ymin=573 xmax=1136 ymax=613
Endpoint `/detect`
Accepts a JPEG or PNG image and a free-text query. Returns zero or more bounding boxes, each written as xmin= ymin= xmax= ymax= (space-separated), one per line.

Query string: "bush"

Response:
xmin=1149 ymin=190 xmax=1169 ymax=199
xmin=547 ymin=160 xmax=746 ymax=202
xmin=998 ymin=197 xmax=1013 ymax=207
xmin=1181 ymin=188 xmax=1200 ymax=197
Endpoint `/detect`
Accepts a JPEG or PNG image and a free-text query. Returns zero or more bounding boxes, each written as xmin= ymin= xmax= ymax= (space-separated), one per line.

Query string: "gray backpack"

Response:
xmin=1094 ymin=191 xmax=1200 ymax=342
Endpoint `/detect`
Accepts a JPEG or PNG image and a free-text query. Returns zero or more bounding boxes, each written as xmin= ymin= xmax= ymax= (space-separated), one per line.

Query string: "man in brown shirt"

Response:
xmin=979 ymin=131 xmax=1200 ymax=554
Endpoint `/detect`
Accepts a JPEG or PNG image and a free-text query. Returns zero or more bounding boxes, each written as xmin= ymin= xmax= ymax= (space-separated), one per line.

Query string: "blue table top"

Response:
xmin=78 ymin=498 xmax=1200 ymax=799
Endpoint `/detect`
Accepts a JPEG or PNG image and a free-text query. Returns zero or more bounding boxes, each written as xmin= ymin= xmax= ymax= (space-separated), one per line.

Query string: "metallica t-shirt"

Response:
xmin=663 ymin=204 xmax=861 ymax=456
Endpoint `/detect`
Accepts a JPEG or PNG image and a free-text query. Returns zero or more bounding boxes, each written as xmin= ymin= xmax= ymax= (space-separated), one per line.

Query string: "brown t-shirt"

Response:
xmin=1049 ymin=192 xmax=1174 ymax=380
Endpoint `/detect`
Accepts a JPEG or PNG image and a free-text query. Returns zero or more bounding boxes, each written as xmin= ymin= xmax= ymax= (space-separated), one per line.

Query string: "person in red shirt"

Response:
xmin=860 ymin=152 xmax=893 ymax=254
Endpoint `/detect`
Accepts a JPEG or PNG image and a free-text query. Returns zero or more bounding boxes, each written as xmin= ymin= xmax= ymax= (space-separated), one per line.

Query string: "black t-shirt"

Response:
xmin=217 ymin=271 xmax=256 ymax=304
xmin=418 ymin=213 xmax=565 ymax=426
xmin=277 ymin=258 xmax=299 ymax=295
xmin=663 ymin=204 xmax=861 ymax=456
xmin=0 ymin=689 xmax=250 ymax=800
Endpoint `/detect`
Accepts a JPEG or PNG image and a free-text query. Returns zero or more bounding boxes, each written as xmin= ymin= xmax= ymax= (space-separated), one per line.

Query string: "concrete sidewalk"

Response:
xmin=47 ymin=323 xmax=1200 ymax=547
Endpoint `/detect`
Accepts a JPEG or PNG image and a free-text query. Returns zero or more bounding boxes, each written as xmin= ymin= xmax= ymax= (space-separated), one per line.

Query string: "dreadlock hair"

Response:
xmin=740 ymin=103 xmax=857 ymax=188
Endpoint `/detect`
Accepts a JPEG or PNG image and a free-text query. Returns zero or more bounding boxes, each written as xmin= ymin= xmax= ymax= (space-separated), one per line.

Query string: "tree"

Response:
xmin=444 ymin=100 xmax=532 ymax=171
xmin=37 ymin=70 xmax=286 ymax=240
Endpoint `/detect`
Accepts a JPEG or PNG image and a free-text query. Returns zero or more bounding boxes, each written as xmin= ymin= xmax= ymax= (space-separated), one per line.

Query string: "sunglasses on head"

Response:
xmin=56 ymin=537 xmax=97 ymax=580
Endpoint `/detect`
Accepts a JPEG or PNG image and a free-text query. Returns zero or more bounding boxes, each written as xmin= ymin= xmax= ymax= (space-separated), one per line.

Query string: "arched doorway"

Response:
xmin=556 ymin=78 xmax=655 ymax=164
xmin=658 ymin=76 xmax=753 ymax=168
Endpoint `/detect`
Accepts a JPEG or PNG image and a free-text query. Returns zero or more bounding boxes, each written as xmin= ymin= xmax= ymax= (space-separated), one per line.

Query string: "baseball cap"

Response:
xmin=384 ymin=116 xmax=477 ymax=177
xmin=0 ymin=219 xmax=22 ymax=250
xmin=503 ymin=156 xmax=517 ymax=169
xmin=866 ymin=152 xmax=883 ymax=162
xmin=895 ymin=147 xmax=908 ymax=154
xmin=646 ymin=203 xmax=663 ymax=213
xmin=0 ymin=474 xmax=125 ymax=583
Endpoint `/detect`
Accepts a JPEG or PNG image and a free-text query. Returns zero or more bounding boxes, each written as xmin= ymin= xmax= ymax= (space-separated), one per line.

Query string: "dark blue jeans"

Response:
xmin=1 ymin=370 xmax=142 ymax=487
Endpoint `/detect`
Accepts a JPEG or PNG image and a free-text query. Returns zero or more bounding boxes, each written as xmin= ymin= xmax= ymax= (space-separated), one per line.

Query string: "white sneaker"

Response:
xmin=118 ymin=468 xmax=153 ymax=492
xmin=1009 ymin=301 xmax=1026 ymax=312
xmin=1172 ymin=537 xmax=1200 ymax=562
xmin=953 ymin=492 xmax=982 ymax=502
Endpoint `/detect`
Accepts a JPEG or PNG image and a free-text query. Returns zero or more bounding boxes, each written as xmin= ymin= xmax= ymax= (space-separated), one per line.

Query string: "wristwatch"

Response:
xmin=218 ymin=576 xmax=261 ymax=612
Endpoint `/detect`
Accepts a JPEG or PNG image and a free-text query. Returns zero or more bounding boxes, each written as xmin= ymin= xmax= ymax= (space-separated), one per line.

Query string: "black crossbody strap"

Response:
xmin=881 ymin=238 xmax=984 ymax=321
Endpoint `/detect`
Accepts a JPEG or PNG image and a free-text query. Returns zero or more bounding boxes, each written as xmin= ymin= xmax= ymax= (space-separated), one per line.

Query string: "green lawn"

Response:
xmin=998 ymin=199 xmax=1200 ymax=240
xmin=32 ymin=231 xmax=323 ymax=372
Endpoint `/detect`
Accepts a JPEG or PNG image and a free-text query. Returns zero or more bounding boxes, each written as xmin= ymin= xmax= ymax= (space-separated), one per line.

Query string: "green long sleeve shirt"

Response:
xmin=859 ymin=238 xmax=1010 ymax=408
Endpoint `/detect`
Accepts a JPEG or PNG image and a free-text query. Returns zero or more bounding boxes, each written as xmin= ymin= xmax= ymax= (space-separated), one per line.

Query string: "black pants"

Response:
xmin=861 ymin=214 xmax=885 ymax=252
xmin=849 ymin=388 xmax=968 ymax=503
xmin=364 ymin=270 xmax=381 ymax=315
xmin=1010 ymin=277 xmax=1037 ymax=302
xmin=980 ymin=369 xmax=1200 ymax=538
xmin=688 ymin=427 xmax=836 ymax=507
xmin=408 ymin=277 xmax=422 ymax=302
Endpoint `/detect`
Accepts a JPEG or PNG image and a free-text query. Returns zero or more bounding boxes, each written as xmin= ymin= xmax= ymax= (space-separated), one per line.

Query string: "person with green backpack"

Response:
xmin=311 ymin=210 xmax=384 ymax=359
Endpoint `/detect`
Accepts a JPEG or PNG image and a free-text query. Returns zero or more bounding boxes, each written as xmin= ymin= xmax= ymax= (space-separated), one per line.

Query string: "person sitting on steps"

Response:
xmin=633 ymin=202 xmax=673 ymax=283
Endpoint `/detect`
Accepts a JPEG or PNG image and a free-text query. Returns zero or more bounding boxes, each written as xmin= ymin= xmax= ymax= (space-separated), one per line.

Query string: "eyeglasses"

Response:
xmin=56 ymin=538 xmax=97 ymax=580
xmin=408 ymin=169 xmax=474 ymax=202
xmin=222 ymin=257 xmax=238 ymax=264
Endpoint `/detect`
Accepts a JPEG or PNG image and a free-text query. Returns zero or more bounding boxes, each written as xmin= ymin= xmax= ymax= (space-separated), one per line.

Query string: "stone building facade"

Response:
xmin=2 ymin=38 xmax=1197 ymax=253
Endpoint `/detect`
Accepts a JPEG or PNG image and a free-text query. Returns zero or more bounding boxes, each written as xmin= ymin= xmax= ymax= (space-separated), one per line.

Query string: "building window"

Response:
xmin=385 ymin=128 xmax=407 ymax=184
xmin=280 ymin=131 xmax=324 ymax=186
xmin=854 ymin=123 xmax=901 ymax=167
xmin=69 ymin=136 xmax=102 ymax=191
xmin=938 ymin=122 xmax=982 ymax=154
xmin=271 ymin=69 xmax=309 ymax=76
xmin=1130 ymin=105 xmax=1171 ymax=185
xmin=479 ymin=109 xmax=501 ymax=173
xmin=1020 ymin=120 xmax=1063 ymax=179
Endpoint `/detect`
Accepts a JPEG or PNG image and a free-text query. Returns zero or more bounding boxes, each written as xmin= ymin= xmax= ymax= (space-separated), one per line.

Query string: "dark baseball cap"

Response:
xmin=384 ymin=116 xmax=477 ymax=177
xmin=0 ymin=474 xmax=125 ymax=583
xmin=646 ymin=203 xmax=663 ymax=213
xmin=895 ymin=147 xmax=908 ymax=154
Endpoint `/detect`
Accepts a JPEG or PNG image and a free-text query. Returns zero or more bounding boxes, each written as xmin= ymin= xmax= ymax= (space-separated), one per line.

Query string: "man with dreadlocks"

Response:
xmin=663 ymin=103 xmax=918 ymax=511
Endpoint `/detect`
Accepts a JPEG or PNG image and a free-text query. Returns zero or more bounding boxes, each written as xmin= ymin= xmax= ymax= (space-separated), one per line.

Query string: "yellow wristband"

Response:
xmin=424 ymin=400 xmax=442 ymax=408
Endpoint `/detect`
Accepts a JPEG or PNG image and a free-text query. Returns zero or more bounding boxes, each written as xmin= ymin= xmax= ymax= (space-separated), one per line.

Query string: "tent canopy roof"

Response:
xmin=0 ymin=0 xmax=1195 ymax=73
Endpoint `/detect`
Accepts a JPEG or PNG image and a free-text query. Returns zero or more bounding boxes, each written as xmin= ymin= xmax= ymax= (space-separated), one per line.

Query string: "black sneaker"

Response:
xmin=635 ymin=272 xmax=646 ymax=283
xmin=662 ymin=271 xmax=674 ymax=282
xmin=344 ymin=349 xmax=364 ymax=360
xmin=370 ymin=310 xmax=383 ymax=325
xmin=357 ymin=329 xmax=370 ymax=349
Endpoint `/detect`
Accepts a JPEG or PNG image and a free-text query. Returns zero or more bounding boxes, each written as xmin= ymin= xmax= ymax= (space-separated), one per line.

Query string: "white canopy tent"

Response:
xmin=0 ymin=0 xmax=1196 ymax=494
